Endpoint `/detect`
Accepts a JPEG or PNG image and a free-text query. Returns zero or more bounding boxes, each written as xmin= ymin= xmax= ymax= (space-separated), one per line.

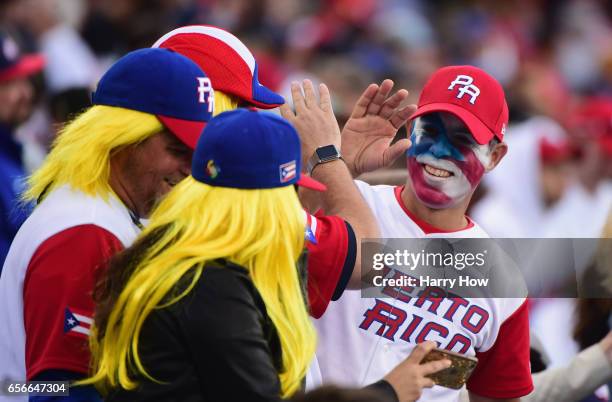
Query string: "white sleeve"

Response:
xmin=305 ymin=356 xmax=323 ymax=391
xmin=524 ymin=343 xmax=612 ymax=402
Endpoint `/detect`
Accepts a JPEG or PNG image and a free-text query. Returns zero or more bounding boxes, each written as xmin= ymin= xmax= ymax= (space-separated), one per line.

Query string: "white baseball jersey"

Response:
xmin=0 ymin=185 xmax=140 ymax=402
xmin=311 ymin=181 xmax=532 ymax=401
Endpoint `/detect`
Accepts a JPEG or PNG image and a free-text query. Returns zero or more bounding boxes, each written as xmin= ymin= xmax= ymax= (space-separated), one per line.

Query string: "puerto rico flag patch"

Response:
xmin=304 ymin=212 xmax=318 ymax=245
xmin=64 ymin=307 xmax=93 ymax=339
xmin=279 ymin=160 xmax=297 ymax=183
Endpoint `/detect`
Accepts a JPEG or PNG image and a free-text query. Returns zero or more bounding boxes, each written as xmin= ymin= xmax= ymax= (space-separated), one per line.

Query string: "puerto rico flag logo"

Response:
xmin=64 ymin=307 xmax=93 ymax=339
xmin=279 ymin=160 xmax=297 ymax=183
xmin=304 ymin=212 xmax=318 ymax=245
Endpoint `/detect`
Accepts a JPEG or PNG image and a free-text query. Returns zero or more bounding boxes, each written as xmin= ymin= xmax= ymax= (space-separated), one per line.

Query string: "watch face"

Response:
xmin=317 ymin=145 xmax=339 ymax=160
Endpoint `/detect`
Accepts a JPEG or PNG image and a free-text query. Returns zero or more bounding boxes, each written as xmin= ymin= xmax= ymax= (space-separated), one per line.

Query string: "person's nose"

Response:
xmin=429 ymin=140 xmax=454 ymax=159
xmin=15 ymin=79 xmax=33 ymax=103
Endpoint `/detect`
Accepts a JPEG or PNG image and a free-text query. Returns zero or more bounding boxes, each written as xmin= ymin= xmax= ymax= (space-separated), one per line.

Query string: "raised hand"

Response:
xmin=341 ymin=79 xmax=416 ymax=177
xmin=280 ymin=80 xmax=342 ymax=169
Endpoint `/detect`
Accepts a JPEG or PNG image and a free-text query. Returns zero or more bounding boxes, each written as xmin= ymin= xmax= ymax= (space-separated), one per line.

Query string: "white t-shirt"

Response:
xmin=311 ymin=181 xmax=532 ymax=401
xmin=0 ymin=185 xmax=140 ymax=402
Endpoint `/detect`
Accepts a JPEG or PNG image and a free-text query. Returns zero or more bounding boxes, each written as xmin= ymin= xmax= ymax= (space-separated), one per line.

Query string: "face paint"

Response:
xmin=407 ymin=112 xmax=493 ymax=209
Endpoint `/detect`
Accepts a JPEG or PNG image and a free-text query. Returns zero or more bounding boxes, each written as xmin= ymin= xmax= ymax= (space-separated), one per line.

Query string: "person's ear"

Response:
xmin=485 ymin=142 xmax=508 ymax=172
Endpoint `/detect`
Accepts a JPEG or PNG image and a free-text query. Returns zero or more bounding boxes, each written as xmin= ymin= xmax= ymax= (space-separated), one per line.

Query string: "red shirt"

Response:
xmin=24 ymin=225 xmax=123 ymax=379
xmin=304 ymin=213 xmax=356 ymax=318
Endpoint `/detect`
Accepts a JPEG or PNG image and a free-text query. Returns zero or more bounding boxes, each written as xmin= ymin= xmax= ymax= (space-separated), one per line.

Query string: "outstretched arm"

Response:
xmin=522 ymin=331 xmax=612 ymax=402
xmin=280 ymin=80 xmax=378 ymax=288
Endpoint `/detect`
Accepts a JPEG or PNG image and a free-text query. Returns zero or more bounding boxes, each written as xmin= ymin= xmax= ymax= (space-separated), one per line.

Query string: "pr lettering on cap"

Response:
xmin=197 ymin=77 xmax=214 ymax=112
xmin=448 ymin=75 xmax=480 ymax=105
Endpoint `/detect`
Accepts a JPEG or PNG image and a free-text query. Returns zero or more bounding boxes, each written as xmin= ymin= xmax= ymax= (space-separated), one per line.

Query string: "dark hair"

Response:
xmin=49 ymin=88 xmax=92 ymax=124
xmin=573 ymin=235 xmax=612 ymax=349
xmin=93 ymin=225 xmax=171 ymax=342
xmin=573 ymin=298 xmax=611 ymax=350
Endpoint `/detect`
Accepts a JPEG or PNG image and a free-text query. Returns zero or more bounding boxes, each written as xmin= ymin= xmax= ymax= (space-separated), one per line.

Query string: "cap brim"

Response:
xmin=250 ymin=64 xmax=285 ymax=109
xmin=297 ymin=174 xmax=326 ymax=192
xmin=411 ymin=103 xmax=494 ymax=145
xmin=250 ymin=83 xmax=285 ymax=109
xmin=0 ymin=54 xmax=45 ymax=82
xmin=157 ymin=115 xmax=206 ymax=149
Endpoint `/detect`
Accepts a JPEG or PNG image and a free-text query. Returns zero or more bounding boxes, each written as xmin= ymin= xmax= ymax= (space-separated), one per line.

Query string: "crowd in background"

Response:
xmin=1 ymin=0 xmax=611 ymax=398
xmin=2 ymin=0 xmax=612 ymax=159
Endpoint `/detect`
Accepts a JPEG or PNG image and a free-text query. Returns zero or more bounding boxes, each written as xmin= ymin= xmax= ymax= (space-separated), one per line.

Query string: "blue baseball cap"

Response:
xmin=92 ymin=48 xmax=214 ymax=149
xmin=0 ymin=32 xmax=45 ymax=83
xmin=192 ymin=109 xmax=326 ymax=191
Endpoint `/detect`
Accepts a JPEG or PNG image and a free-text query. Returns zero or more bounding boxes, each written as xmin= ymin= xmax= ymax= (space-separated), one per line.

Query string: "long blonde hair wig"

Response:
xmin=84 ymin=165 xmax=314 ymax=396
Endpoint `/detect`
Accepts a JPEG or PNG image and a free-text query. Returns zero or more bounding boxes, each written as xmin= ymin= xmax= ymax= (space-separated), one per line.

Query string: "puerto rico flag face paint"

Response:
xmin=407 ymin=112 xmax=492 ymax=209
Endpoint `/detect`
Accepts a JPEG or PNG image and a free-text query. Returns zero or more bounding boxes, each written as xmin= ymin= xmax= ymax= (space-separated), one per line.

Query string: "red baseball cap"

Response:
xmin=152 ymin=25 xmax=285 ymax=109
xmin=570 ymin=97 xmax=612 ymax=156
xmin=411 ymin=65 xmax=509 ymax=145
xmin=539 ymin=137 xmax=574 ymax=164
xmin=0 ymin=34 xmax=45 ymax=83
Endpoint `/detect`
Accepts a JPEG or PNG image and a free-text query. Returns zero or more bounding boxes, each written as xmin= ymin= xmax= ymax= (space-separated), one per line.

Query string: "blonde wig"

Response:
xmin=85 ymin=177 xmax=316 ymax=398
xmin=24 ymin=105 xmax=163 ymax=202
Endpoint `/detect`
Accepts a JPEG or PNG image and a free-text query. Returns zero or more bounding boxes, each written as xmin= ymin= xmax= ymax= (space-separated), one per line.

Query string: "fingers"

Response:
xmin=279 ymin=102 xmax=294 ymax=121
xmin=380 ymin=89 xmax=409 ymax=119
xmin=350 ymin=83 xmax=379 ymax=118
xmin=302 ymin=79 xmax=317 ymax=108
xmin=420 ymin=359 xmax=451 ymax=376
xmin=421 ymin=378 xmax=436 ymax=389
xmin=319 ymin=83 xmax=333 ymax=113
xmin=290 ymin=81 xmax=306 ymax=112
xmin=282 ymin=80 xmax=342 ymax=152
xmin=406 ymin=341 xmax=437 ymax=364
xmin=390 ymin=104 xmax=417 ymax=129
xmin=290 ymin=80 xmax=333 ymax=114
xmin=383 ymin=139 xmax=411 ymax=166
xmin=366 ymin=79 xmax=394 ymax=115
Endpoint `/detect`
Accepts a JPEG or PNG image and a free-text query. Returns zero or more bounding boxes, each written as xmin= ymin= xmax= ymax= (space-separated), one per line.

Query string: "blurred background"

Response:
xmin=2 ymin=0 xmax=612 ymax=165
xmin=0 ymin=0 xmax=610 ymax=394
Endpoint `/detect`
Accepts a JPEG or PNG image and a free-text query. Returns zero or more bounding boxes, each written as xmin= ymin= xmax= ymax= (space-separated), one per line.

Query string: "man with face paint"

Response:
xmin=407 ymin=112 xmax=502 ymax=211
xmin=312 ymin=66 xmax=532 ymax=402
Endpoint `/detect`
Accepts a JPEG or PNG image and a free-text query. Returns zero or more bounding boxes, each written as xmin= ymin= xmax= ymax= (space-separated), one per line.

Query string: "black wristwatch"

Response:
xmin=307 ymin=145 xmax=342 ymax=175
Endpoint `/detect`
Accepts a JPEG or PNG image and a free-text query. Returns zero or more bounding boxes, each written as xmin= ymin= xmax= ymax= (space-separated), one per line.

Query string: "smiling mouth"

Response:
xmin=422 ymin=163 xmax=454 ymax=178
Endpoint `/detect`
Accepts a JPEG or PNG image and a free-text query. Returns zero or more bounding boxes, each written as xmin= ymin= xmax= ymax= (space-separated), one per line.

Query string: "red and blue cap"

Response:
xmin=0 ymin=33 xmax=45 ymax=82
xmin=92 ymin=48 xmax=214 ymax=149
xmin=152 ymin=25 xmax=284 ymax=109
xmin=192 ymin=109 xmax=325 ymax=191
